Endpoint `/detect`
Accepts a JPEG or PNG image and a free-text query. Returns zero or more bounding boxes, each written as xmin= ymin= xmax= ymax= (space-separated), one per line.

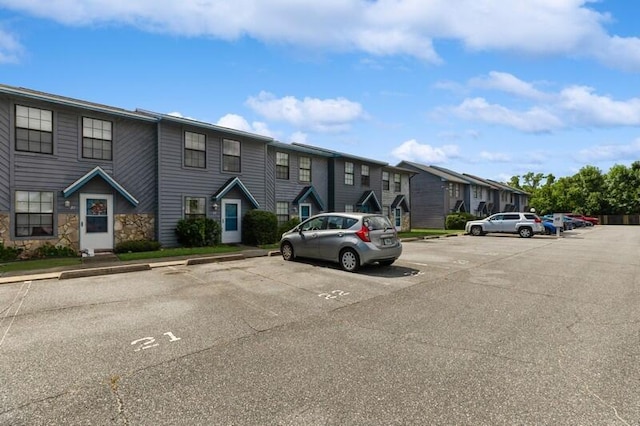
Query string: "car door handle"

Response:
xmin=337 ymin=232 xmax=344 ymax=237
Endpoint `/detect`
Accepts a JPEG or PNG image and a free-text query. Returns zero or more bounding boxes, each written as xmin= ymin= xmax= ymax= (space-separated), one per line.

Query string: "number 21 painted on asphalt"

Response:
xmin=131 ymin=331 xmax=181 ymax=352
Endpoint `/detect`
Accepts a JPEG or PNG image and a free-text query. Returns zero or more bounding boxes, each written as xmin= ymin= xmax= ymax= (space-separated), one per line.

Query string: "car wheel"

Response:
xmin=518 ymin=227 xmax=533 ymax=238
xmin=470 ymin=226 xmax=483 ymax=236
xmin=281 ymin=242 xmax=294 ymax=261
xmin=378 ymin=259 xmax=395 ymax=267
xmin=339 ymin=248 xmax=360 ymax=272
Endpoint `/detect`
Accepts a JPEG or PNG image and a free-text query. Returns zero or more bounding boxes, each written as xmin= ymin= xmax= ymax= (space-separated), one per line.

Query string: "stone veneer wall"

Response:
xmin=114 ymin=214 xmax=155 ymax=245
xmin=0 ymin=214 xmax=79 ymax=257
xmin=402 ymin=212 xmax=411 ymax=231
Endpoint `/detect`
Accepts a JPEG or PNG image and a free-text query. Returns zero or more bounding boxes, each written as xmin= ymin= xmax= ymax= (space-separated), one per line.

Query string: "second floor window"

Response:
xmin=185 ymin=197 xmax=206 ymax=219
xmin=361 ymin=165 xmax=370 ymax=186
xmin=382 ymin=171 xmax=390 ymax=190
xmin=394 ymin=173 xmax=401 ymax=192
xmin=276 ymin=152 xmax=289 ymax=179
xmin=299 ymin=156 xmax=311 ymax=182
xmin=185 ymin=131 xmax=206 ymax=168
xmin=345 ymin=162 xmax=354 ymax=185
xmin=15 ymin=105 xmax=53 ymax=154
xmin=83 ymin=117 xmax=112 ymax=160
xmin=223 ymin=139 xmax=241 ymax=172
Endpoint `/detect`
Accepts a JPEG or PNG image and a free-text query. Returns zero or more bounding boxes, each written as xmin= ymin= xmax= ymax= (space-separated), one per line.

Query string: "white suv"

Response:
xmin=465 ymin=212 xmax=543 ymax=238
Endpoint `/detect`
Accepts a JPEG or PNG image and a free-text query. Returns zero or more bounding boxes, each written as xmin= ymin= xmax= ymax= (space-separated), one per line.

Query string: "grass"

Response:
xmin=397 ymin=229 xmax=462 ymax=238
xmin=116 ymin=245 xmax=243 ymax=261
xmin=0 ymin=257 xmax=83 ymax=274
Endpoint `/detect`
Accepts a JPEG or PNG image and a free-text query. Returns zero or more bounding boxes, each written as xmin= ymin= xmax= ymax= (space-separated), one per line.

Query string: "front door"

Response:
xmin=394 ymin=207 xmax=402 ymax=230
xmin=221 ymin=199 xmax=241 ymax=243
xmin=299 ymin=203 xmax=312 ymax=222
xmin=80 ymin=193 xmax=113 ymax=251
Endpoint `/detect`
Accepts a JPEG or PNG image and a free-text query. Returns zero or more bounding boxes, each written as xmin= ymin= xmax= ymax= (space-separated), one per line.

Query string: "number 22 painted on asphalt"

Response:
xmin=131 ymin=332 xmax=181 ymax=352
xmin=319 ymin=290 xmax=350 ymax=299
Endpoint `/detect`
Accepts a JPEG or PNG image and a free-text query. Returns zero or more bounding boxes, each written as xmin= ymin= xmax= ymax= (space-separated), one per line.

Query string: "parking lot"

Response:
xmin=1 ymin=226 xmax=639 ymax=425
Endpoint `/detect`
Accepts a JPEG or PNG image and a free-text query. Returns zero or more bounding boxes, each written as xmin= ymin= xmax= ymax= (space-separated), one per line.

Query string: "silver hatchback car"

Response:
xmin=279 ymin=212 xmax=402 ymax=272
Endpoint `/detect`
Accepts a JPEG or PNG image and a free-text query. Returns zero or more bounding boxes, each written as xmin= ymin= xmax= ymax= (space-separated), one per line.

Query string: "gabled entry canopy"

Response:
xmin=356 ymin=190 xmax=382 ymax=213
xmin=211 ymin=177 xmax=260 ymax=208
xmin=453 ymin=199 xmax=466 ymax=213
xmin=62 ymin=166 xmax=139 ymax=206
xmin=292 ymin=186 xmax=325 ymax=211
xmin=390 ymin=194 xmax=410 ymax=212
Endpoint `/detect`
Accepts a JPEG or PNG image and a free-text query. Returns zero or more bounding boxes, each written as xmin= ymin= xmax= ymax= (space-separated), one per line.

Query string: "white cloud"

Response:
xmin=479 ymin=151 xmax=511 ymax=162
xmin=575 ymin=138 xmax=640 ymax=162
xmin=2 ymin=0 xmax=640 ymax=69
xmin=246 ymin=91 xmax=365 ymax=132
xmin=216 ymin=113 xmax=274 ymax=137
xmin=469 ymin=72 xmax=549 ymax=101
xmin=0 ymin=27 xmax=23 ymax=63
xmin=558 ymin=85 xmax=640 ymax=127
xmin=391 ymin=139 xmax=460 ymax=163
xmin=289 ymin=131 xmax=308 ymax=143
xmin=448 ymin=97 xmax=564 ymax=133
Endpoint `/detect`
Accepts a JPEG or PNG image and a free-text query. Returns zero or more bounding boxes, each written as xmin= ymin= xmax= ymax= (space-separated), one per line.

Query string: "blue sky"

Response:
xmin=2 ymin=0 xmax=640 ymax=182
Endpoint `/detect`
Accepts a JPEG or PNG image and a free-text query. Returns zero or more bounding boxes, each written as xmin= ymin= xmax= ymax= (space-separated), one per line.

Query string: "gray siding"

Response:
xmin=157 ymin=121 xmax=268 ymax=247
xmin=332 ymin=158 xmax=383 ymax=212
xmin=401 ymin=163 xmax=446 ymax=228
xmin=11 ymin=104 xmax=156 ymax=217
xmin=0 ymin=98 xmax=9 ymax=211
xmin=269 ymin=145 xmax=329 ymax=217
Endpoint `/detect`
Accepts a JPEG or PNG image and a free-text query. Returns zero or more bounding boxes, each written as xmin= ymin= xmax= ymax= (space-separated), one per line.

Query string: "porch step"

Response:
xmin=81 ymin=251 xmax=119 ymax=264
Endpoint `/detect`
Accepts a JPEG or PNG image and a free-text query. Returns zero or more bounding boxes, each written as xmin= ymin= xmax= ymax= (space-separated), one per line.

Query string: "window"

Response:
xmin=394 ymin=173 xmax=401 ymax=192
xmin=299 ymin=156 xmax=311 ymax=182
xmin=185 ymin=131 xmax=206 ymax=168
xmin=276 ymin=202 xmax=289 ymax=225
xmin=276 ymin=152 xmax=289 ymax=179
xmin=345 ymin=162 xmax=354 ymax=185
xmin=473 ymin=185 xmax=482 ymax=199
xmin=361 ymin=165 xmax=370 ymax=186
xmin=15 ymin=105 xmax=53 ymax=154
xmin=185 ymin=197 xmax=206 ymax=219
xmin=15 ymin=191 xmax=54 ymax=237
xmin=382 ymin=171 xmax=390 ymax=190
xmin=344 ymin=204 xmax=354 ymax=212
xmin=82 ymin=117 xmax=113 ymax=160
xmin=223 ymin=139 xmax=240 ymax=172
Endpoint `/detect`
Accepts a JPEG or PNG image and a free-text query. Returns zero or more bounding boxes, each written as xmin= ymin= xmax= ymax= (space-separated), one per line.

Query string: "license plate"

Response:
xmin=382 ymin=238 xmax=394 ymax=246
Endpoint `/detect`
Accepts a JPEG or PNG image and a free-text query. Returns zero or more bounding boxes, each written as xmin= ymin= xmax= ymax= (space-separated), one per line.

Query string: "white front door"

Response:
xmin=80 ymin=193 xmax=113 ymax=251
xmin=221 ymin=199 xmax=241 ymax=243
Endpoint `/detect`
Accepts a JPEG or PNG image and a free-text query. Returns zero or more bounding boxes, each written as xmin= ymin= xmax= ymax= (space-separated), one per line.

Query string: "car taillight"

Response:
xmin=355 ymin=225 xmax=371 ymax=242
xmin=534 ymin=218 xmax=541 ymax=223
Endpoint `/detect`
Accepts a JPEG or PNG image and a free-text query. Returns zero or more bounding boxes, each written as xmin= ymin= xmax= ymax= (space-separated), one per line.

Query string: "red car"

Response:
xmin=565 ymin=213 xmax=599 ymax=225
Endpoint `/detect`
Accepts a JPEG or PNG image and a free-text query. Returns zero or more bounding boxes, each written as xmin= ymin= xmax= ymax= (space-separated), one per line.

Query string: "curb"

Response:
xmin=0 ymin=251 xmax=267 ymax=285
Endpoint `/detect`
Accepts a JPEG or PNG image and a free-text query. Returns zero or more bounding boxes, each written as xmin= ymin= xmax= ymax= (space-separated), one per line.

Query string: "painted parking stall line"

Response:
xmin=0 ymin=280 xmax=32 ymax=348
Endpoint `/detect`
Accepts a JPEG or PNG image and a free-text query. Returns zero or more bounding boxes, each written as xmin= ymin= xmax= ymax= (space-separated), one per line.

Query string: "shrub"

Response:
xmin=115 ymin=240 xmax=161 ymax=253
xmin=0 ymin=242 xmax=20 ymax=261
xmin=277 ymin=217 xmax=301 ymax=240
xmin=445 ymin=212 xmax=478 ymax=230
xmin=242 ymin=210 xmax=278 ymax=246
xmin=32 ymin=243 xmax=77 ymax=259
xmin=175 ymin=218 xmax=221 ymax=247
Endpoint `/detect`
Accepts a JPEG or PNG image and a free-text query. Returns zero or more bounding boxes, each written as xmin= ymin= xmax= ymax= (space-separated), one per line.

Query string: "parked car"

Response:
xmin=541 ymin=214 xmax=575 ymax=230
xmin=565 ymin=213 xmax=599 ymax=225
xmin=465 ymin=212 xmax=544 ymax=238
xmin=542 ymin=220 xmax=562 ymax=235
xmin=279 ymin=212 xmax=402 ymax=272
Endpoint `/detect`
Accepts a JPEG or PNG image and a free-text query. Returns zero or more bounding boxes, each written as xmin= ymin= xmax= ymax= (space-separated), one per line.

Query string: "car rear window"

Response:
xmin=363 ymin=215 xmax=393 ymax=230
